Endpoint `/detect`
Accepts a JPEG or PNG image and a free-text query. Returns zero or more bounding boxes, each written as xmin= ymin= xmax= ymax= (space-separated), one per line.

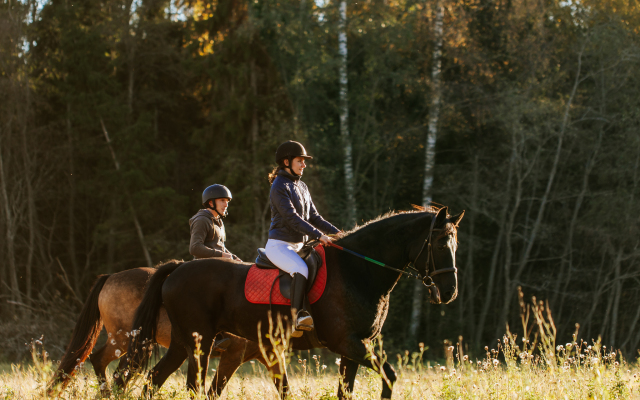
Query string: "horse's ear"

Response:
xmin=450 ymin=210 xmax=465 ymax=227
xmin=434 ymin=207 xmax=448 ymax=227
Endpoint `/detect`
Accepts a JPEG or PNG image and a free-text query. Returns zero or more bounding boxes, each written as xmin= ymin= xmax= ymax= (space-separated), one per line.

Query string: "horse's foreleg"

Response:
xmin=208 ymin=336 xmax=247 ymax=398
xmin=244 ymin=341 xmax=288 ymax=398
xmin=337 ymin=357 xmax=359 ymax=399
xmin=334 ymin=339 xmax=397 ymax=400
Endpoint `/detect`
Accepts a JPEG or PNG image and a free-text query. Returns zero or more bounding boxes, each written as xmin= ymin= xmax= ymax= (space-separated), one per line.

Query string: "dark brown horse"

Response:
xmin=119 ymin=207 xmax=463 ymax=399
xmin=47 ymin=266 xmax=285 ymax=395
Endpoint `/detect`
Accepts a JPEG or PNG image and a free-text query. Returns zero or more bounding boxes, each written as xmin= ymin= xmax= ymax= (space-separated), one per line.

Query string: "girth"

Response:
xmin=254 ymin=242 xmax=321 ymax=299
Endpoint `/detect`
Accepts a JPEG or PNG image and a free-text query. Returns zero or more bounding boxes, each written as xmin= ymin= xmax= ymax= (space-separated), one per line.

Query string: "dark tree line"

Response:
xmin=1 ymin=0 xmax=639 ymax=361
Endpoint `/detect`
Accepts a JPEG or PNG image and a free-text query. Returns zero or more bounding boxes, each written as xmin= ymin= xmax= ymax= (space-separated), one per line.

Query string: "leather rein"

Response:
xmin=325 ymin=214 xmax=457 ymax=286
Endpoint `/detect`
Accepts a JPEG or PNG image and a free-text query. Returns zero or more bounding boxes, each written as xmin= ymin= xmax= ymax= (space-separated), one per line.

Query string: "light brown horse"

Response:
xmin=48 ymin=263 xmax=286 ymax=396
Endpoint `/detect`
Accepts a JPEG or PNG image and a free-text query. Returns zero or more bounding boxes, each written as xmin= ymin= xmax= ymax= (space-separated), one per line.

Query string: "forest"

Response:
xmin=1 ymin=0 xmax=639 ymax=363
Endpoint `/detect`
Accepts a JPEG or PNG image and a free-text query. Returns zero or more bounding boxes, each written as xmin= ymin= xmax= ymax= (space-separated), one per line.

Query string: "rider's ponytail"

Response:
xmin=268 ymin=165 xmax=281 ymax=184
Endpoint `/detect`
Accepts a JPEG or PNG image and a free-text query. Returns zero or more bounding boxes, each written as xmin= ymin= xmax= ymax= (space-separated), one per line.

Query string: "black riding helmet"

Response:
xmin=202 ymin=184 xmax=232 ymax=218
xmin=276 ymin=141 xmax=313 ymax=177
xmin=275 ymin=141 xmax=313 ymax=164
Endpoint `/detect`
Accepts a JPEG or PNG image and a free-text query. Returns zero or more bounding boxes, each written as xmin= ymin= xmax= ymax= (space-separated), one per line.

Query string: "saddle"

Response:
xmin=254 ymin=241 xmax=322 ymax=300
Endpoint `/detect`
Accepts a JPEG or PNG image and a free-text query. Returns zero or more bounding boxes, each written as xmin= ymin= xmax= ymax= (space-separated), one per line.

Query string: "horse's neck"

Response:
xmin=335 ymin=218 xmax=417 ymax=296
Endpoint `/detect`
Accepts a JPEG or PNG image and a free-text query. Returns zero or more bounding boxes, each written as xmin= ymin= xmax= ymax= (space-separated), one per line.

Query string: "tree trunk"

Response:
xmin=100 ymin=119 xmax=153 ymax=268
xmin=408 ymin=0 xmax=444 ymax=347
xmin=21 ymin=77 xmax=34 ymax=311
xmin=338 ymin=0 xmax=356 ymax=227
xmin=0 ymin=119 xmax=23 ymax=311
xmin=459 ymin=155 xmax=479 ymax=336
xmin=251 ymin=59 xmax=262 ymax=235
xmin=67 ymin=103 xmax=80 ymax=293
xmin=496 ymin=44 xmax=585 ymax=334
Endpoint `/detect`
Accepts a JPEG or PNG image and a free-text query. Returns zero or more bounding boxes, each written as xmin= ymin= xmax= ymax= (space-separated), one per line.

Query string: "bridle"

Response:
xmin=325 ymin=213 xmax=458 ymax=287
xmin=406 ymin=213 xmax=458 ymax=289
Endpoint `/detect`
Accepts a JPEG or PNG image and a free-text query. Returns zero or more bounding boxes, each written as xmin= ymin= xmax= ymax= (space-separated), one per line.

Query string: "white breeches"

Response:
xmin=265 ymin=239 xmax=308 ymax=278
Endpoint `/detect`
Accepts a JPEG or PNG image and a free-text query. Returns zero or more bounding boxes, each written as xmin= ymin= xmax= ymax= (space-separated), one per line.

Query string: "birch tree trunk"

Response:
xmin=408 ymin=0 xmax=444 ymax=346
xmin=338 ymin=0 xmax=356 ymax=227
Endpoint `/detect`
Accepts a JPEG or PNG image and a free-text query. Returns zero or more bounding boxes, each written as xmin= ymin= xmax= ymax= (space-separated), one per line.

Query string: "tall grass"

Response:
xmin=2 ymin=291 xmax=640 ymax=399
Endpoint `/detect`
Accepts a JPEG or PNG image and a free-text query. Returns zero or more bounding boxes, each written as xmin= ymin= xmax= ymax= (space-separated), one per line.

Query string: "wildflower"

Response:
xmin=115 ymin=349 xmax=121 ymax=357
xmin=298 ymin=359 xmax=303 ymax=364
xmin=335 ymin=358 xmax=341 ymax=365
xmin=250 ymin=360 xmax=255 ymax=364
xmin=485 ymin=346 xmax=489 ymax=351
xmin=525 ymin=386 xmax=530 ymax=391
xmin=100 ymin=383 xmax=107 ymax=390
xmin=447 ymin=346 xmax=454 ymax=352
xmin=35 ymin=340 xmax=42 ymax=345
xmin=556 ymin=345 xmax=563 ymax=351
xmin=566 ymin=343 xmax=572 ymax=349
xmin=322 ymin=365 xmax=327 ymax=370
xmin=111 ymin=339 xmax=117 ymax=345
xmin=440 ymin=366 xmax=446 ymax=371
xmin=493 ymin=359 xmax=499 ymax=367
xmin=113 ymin=373 xmax=119 ymax=379
xmin=463 ymin=355 xmax=469 ymax=361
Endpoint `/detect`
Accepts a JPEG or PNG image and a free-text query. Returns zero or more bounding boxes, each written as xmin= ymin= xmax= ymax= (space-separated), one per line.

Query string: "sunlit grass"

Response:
xmin=2 ymin=344 xmax=639 ymax=399
xmin=3 ymin=291 xmax=640 ymax=399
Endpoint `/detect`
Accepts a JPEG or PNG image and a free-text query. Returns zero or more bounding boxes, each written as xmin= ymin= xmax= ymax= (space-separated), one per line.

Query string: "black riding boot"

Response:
xmin=291 ymin=273 xmax=313 ymax=337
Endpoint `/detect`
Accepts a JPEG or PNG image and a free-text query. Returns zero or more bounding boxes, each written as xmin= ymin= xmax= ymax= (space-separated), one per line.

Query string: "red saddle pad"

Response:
xmin=245 ymin=245 xmax=327 ymax=305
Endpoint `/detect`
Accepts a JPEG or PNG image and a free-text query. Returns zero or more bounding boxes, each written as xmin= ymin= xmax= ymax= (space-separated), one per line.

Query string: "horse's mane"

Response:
xmin=336 ymin=204 xmax=444 ymax=239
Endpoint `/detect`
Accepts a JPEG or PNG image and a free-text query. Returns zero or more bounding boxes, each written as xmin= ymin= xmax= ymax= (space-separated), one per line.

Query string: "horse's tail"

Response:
xmin=48 ymin=274 xmax=110 ymax=393
xmin=125 ymin=260 xmax=183 ymax=373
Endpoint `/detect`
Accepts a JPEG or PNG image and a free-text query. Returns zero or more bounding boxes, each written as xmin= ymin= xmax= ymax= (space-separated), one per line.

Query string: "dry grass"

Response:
xmin=2 ymin=291 xmax=640 ymax=399
xmin=1 ymin=339 xmax=639 ymax=399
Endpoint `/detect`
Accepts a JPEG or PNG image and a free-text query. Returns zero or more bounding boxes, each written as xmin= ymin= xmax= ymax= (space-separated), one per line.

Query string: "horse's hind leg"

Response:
xmin=145 ymin=340 xmax=188 ymax=394
xmin=337 ymin=357 xmax=359 ymax=399
xmin=90 ymin=342 xmax=124 ymax=395
xmin=185 ymin=330 xmax=215 ymax=396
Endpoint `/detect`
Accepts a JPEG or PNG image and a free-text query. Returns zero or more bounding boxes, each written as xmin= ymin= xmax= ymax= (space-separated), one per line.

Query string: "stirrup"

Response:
xmin=295 ymin=311 xmax=314 ymax=332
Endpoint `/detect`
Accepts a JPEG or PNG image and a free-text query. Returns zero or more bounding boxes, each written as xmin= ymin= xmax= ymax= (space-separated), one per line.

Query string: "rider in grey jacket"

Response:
xmin=265 ymin=141 xmax=340 ymax=337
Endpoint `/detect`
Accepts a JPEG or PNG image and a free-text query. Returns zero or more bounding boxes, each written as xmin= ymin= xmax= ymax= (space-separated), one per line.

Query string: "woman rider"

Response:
xmin=265 ymin=140 xmax=340 ymax=336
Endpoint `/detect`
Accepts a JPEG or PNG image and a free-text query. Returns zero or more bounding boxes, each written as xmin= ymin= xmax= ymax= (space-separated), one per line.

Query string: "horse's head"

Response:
xmin=412 ymin=207 xmax=464 ymax=305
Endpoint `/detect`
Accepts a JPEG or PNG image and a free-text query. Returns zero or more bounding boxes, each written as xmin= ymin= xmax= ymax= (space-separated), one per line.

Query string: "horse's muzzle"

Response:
xmin=428 ymin=286 xmax=441 ymax=304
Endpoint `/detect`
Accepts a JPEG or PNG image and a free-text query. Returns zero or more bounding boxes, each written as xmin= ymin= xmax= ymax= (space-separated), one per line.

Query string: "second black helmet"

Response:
xmin=202 ymin=184 xmax=232 ymax=207
xmin=275 ymin=140 xmax=313 ymax=164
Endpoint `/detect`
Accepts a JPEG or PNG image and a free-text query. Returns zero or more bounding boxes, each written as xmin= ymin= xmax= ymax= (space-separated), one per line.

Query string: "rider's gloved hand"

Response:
xmin=319 ymin=235 xmax=332 ymax=245
xmin=221 ymin=252 xmax=233 ymax=259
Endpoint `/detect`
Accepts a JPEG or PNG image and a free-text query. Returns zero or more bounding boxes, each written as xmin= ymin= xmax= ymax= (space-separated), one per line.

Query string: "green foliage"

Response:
xmin=2 ymin=0 xmax=640 ymax=364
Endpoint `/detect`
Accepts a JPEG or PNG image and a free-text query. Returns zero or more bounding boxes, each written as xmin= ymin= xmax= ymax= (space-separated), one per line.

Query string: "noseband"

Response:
xmin=407 ymin=214 xmax=458 ymax=288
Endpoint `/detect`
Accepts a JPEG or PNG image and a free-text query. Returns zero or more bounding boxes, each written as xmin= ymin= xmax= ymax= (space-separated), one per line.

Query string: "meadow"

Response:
xmin=1 ymin=333 xmax=639 ymax=399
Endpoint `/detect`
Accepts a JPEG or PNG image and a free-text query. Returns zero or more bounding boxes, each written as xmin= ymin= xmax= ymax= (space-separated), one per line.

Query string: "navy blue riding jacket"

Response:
xmin=268 ymin=169 xmax=339 ymax=243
